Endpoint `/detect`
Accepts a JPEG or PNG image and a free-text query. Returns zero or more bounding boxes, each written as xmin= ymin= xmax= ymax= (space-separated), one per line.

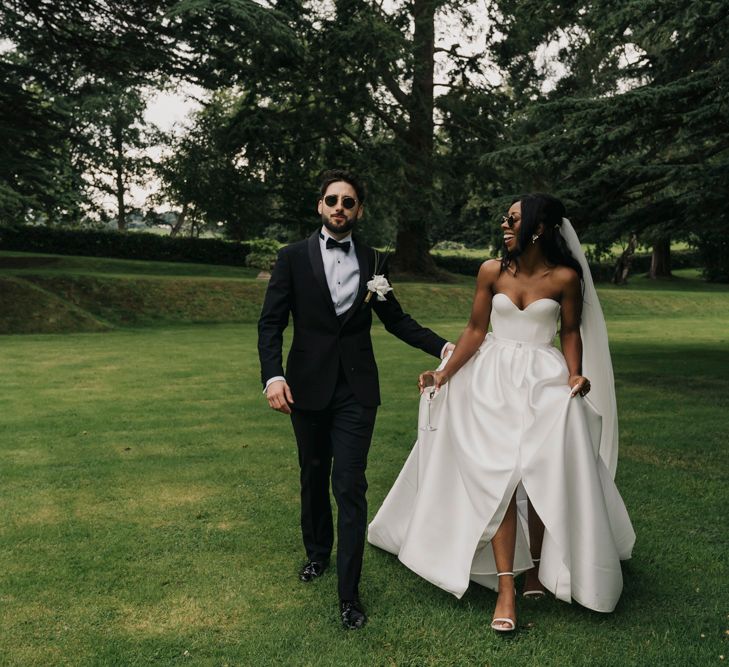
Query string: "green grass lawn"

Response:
xmin=1 ymin=253 xmax=728 ymax=665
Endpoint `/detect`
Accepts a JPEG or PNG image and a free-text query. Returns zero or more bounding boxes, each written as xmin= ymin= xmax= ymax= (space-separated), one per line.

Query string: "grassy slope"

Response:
xmin=1 ymin=251 xmax=728 ymax=665
xmin=0 ymin=251 xmax=262 ymax=332
xmin=1 ymin=251 xmax=727 ymax=334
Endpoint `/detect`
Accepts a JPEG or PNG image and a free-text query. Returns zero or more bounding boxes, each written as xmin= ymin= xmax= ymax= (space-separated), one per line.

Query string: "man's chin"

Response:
xmin=323 ymin=218 xmax=355 ymax=235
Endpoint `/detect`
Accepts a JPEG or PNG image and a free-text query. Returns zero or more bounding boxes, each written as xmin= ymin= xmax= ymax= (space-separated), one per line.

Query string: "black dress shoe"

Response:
xmin=340 ymin=599 xmax=367 ymax=630
xmin=299 ymin=559 xmax=328 ymax=582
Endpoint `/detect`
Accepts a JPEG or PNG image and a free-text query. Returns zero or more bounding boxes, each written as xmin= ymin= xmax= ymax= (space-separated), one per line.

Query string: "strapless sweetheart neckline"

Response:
xmin=493 ymin=292 xmax=560 ymax=312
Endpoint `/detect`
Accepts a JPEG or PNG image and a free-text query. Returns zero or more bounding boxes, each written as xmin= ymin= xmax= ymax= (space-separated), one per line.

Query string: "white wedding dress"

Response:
xmin=367 ymin=291 xmax=635 ymax=613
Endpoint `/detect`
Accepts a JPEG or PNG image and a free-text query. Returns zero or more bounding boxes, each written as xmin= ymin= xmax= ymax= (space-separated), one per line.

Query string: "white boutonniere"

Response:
xmin=364 ymin=247 xmax=393 ymax=303
xmin=366 ymin=274 xmax=393 ymax=302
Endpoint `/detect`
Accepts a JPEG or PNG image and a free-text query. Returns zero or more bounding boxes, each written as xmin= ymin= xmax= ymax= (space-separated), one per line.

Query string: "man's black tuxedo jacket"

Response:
xmin=258 ymin=232 xmax=447 ymax=411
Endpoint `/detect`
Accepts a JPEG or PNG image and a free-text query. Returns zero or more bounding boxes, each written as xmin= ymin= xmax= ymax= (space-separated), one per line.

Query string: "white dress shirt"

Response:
xmin=319 ymin=227 xmax=360 ymax=316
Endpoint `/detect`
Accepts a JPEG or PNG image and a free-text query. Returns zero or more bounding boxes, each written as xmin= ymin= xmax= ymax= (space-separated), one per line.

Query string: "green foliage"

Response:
xmin=695 ymin=236 xmax=729 ymax=283
xmin=244 ymin=239 xmax=280 ymax=271
xmin=0 ymin=1 xmax=180 ymax=89
xmin=73 ymin=84 xmax=155 ymax=228
xmin=481 ymin=0 xmax=729 ymax=280
xmin=0 ymin=57 xmax=85 ymax=224
xmin=433 ymin=85 xmax=507 ymax=247
xmin=0 ymin=2 xmax=181 ymax=227
xmin=0 ymin=225 xmax=261 ymax=266
xmin=432 ymin=248 xmax=701 ymax=280
xmin=2 ymin=0 xmax=726 ymax=279
xmin=167 ymin=0 xmax=508 ymax=260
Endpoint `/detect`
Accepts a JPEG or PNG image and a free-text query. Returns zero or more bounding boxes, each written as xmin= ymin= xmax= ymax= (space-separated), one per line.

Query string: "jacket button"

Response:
xmin=350 ymin=367 xmax=355 ymax=372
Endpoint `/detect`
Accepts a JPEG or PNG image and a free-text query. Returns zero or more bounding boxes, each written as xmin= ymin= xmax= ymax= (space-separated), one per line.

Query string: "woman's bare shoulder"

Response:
xmin=478 ymin=258 xmax=502 ymax=280
xmin=552 ymin=265 xmax=581 ymax=289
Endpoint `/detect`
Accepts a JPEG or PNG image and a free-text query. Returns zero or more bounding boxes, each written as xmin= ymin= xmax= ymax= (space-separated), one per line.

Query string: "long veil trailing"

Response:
xmin=559 ymin=218 xmax=619 ymax=478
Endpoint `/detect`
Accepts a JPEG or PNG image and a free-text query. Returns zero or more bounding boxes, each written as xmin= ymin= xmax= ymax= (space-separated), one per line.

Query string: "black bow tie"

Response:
xmin=325 ymin=236 xmax=351 ymax=253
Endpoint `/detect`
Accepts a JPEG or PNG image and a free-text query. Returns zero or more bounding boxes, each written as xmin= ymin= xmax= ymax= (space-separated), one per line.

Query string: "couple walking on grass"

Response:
xmin=257 ymin=169 xmax=635 ymax=632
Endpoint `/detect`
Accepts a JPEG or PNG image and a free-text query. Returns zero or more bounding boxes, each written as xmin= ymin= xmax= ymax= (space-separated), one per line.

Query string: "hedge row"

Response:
xmin=0 ymin=225 xmax=279 ymax=267
xmin=433 ymin=249 xmax=701 ymax=281
xmin=0 ymin=224 xmax=702 ymax=279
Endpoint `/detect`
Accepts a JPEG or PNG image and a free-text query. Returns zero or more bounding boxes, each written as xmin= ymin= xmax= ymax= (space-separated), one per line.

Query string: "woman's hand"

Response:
xmin=418 ymin=370 xmax=449 ymax=394
xmin=569 ymin=374 xmax=591 ymax=397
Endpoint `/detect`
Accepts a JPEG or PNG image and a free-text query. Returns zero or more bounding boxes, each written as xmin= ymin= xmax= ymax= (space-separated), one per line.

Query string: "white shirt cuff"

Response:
xmin=440 ymin=342 xmax=452 ymax=359
xmin=264 ymin=376 xmax=286 ymax=394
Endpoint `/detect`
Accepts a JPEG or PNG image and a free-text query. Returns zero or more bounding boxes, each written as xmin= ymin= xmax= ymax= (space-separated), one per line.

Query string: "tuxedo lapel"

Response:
xmin=340 ymin=238 xmax=372 ymax=328
xmin=307 ymin=232 xmax=337 ymax=318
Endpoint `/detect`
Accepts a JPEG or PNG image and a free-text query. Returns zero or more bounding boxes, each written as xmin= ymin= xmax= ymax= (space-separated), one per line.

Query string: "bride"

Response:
xmin=367 ymin=194 xmax=635 ymax=632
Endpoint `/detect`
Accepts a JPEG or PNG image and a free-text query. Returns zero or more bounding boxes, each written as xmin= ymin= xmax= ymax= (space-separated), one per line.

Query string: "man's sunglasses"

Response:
xmin=323 ymin=194 xmax=358 ymax=210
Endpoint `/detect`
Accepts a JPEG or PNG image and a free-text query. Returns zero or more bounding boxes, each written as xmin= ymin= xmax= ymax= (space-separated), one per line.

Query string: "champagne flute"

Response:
xmin=419 ymin=372 xmax=438 ymax=432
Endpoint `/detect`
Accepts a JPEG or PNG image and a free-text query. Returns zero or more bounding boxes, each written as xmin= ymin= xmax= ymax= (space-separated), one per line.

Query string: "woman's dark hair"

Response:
xmin=318 ymin=168 xmax=367 ymax=203
xmin=501 ymin=193 xmax=583 ymax=281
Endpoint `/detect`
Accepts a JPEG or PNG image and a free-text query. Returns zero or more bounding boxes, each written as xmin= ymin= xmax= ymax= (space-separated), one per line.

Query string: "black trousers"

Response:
xmin=289 ymin=367 xmax=377 ymax=601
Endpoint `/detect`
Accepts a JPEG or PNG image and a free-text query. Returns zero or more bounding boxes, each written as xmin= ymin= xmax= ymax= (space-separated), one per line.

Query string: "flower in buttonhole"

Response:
xmin=366 ymin=274 xmax=392 ymax=301
xmin=364 ymin=246 xmax=393 ymax=303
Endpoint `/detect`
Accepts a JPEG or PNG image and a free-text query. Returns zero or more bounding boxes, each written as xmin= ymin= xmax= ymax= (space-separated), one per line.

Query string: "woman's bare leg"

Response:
xmin=491 ymin=492 xmax=517 ymax=628
xmin=524 ymin=497 xmax=546 ymax=594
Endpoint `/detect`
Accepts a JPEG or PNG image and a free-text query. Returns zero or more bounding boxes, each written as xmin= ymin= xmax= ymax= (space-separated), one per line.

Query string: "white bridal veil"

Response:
xmin=559 ymin=218 xmax=619 ymax=478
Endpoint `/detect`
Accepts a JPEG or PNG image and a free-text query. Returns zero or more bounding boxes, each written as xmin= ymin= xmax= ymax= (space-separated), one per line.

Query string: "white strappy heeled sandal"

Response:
xmin=490 ymin=572 xmax=517 ymax=633
xmin=523 ymin=558 xmax=546 ymax=599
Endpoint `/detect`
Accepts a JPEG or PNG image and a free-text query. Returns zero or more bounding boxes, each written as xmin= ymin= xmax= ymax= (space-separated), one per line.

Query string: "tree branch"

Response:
xmin=380 ymin=68 xmax=410 ymax=109
xmin=370 ymin=102 xmax=406 ymax=139
xmin=340 ymin=127 xmax=366 ymax=148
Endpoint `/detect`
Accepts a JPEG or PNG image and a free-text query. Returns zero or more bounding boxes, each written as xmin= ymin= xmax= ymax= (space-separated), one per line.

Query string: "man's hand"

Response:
xmin=266 ymin=380 xmax=294 ymax=414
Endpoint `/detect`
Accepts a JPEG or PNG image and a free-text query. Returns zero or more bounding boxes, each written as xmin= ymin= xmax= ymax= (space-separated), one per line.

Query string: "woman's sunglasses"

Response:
xmin=324 ymin=194 xmax=358 ymax=210
xmin=502 ymin=215 xmax=517 ymax=228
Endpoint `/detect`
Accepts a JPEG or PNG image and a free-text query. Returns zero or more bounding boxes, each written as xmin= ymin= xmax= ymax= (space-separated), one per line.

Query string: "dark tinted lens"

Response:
xmin=323 ymin=194 xmax=357 ymax=209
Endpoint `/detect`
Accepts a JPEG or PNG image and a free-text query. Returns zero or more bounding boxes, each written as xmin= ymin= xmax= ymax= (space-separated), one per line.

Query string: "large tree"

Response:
xmin=171 ymin=0 xmax=503 ymax=270
xmin=0 ymin=1 xmax=181 ymax=225
xmin=482 ymin=0 xmax=729 ymax=280
xmin=0 ymin=56 xmax=84 ymax=224
xmin=74 ymin=84 xmax=155 ymax=229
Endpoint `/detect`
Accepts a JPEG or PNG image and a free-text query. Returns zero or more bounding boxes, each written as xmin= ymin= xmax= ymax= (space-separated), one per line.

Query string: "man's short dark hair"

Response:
xmin=318 ymin=169 xmax=366 ymax=203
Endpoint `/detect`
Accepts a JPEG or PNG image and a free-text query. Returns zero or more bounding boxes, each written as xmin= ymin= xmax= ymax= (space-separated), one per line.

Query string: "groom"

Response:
xmin=258 ymin=169 xmax=451 ymax=629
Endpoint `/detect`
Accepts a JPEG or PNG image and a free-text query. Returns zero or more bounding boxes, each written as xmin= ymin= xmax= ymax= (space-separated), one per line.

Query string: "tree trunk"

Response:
xmin=113 ymin=118 xmax=126 ymax=231
xmin=392 ymin=0 xmax=438 ymax=275
xmin=170 ymin=201 xmax=187 ymax=237
xmin=612 ymin=233 xmax=638 ymax=285
xmin=649 ymin=238 xmax=672 ymax=279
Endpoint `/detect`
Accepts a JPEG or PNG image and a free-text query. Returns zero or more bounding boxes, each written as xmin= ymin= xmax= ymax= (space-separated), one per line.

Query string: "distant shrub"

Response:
xmin=695 ymin=238 xmax=729 ymax=283
xmin=245 ymin=239 xmax=279 ymax=271
xmin=625 ymin=250 xmax=701 ymax=276
xmin=432 ymin=254 xmax=484 ymax=276
xmin=432 ymin=249 xmax=701 ymax=281
xmin=245 ymin=238 xmax=280 ymax=255
xmin=0 ymin=225 xmax=282 ymax=267
xmin=432 ymin=240 xmax=468 ymax=252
